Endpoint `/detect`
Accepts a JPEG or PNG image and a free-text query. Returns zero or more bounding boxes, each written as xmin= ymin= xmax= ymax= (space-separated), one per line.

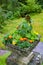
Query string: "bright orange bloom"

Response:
xmin=9 ymin=35 xmax=12 ymax=39
xmin=23 ymin=38 xmax=28 ymax=41
xmin=20 ymin=38 xmax=27 ymax=41
xmin=29 ymin=40 xmax=33 ymax=43
xmin=20 ymin=38 xmax=24 ymax=41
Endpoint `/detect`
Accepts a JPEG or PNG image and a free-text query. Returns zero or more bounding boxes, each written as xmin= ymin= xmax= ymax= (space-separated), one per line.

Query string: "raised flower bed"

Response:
xmin=2 ymin=16 xmax=40 ymax=65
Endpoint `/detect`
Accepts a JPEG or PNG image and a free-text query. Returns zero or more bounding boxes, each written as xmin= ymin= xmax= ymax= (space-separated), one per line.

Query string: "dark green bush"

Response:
xmin=36 ymin=0 xmax=43 ymax=8
xmin=0 ymin=8 xmax=14 ymax=33
xmin=5 ymin=11 xmax=14 ymax=20
xmin=0 ymin=7 xmax=5 ymax=33
xmin=32 ymin=4 xmax=42 ymax=13
xmin=18 ymin=0 xmax=27 ymax=5
xmin=14 ymin=11 xmax=21 ymax=18
xmin=19 ymin=3 xmax=41 ymax=17
xmin=0 ymin=0 xmax=42 ymax=32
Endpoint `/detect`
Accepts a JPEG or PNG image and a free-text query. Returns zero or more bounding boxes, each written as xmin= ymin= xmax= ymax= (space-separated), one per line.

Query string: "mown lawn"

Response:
xmin=0 ymin=52 xmax=11 ymax=65
xmin=32 ymin=12 xmax=43 ymax=42
xmin=2 ymin=12 xmax=43 ymax=41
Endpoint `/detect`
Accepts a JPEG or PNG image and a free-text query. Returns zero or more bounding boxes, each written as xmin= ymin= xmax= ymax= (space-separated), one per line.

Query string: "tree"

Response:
xmin=36 ymin=0 xmax=43 ymax=8
xmin=18 ymin=0 xmax=27 ymax=4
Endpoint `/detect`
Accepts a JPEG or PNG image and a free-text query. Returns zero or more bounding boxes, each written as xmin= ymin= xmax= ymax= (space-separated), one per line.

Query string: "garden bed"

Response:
xmin=2 ymin=17 xmax=40 ymax=65
xmin=6 ymin=39 xmax=40 ymax=65
xmin=6 ymin=38 xmax=40 ymax=57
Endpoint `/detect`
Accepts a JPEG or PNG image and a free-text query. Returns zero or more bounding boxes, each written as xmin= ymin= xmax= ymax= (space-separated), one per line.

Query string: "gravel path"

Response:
xmin=33 ymin=42 xmax=43 ymax=55
xmin=0 ymin=50 xmax=9 ymax=56
xmin=29 ymin=42 xmax=43 ymax=65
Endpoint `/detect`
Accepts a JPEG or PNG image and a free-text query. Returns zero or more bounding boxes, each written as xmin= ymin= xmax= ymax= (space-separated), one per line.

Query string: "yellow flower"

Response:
xmin=12 ymin=41 xmax=16 ymax=45
xmin=34 ymin=31 xmax=39 ymax=35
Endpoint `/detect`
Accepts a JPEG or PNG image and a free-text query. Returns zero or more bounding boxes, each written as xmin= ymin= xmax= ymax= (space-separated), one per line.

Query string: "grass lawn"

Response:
xmin=0 ymin=52 xmax=11 ymax=65
xmin=31 ymin=12 xmax=43 ymax=42
xmin=2 ymin=12 xmax=43 ymax=41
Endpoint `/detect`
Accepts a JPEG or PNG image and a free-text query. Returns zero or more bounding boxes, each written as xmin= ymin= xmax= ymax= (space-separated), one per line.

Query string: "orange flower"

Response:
xmin=29 ymin=40 xmax=33 ymax=43
xmin=9 ymin=35 xmax=12 ymax=39
xmin=23 ymin=38 xmax=28 ymax=41
xmin=20 ymin=38 xmax=24 ymax=41
xmin=20 ymin=38 xmax=27 ymax=41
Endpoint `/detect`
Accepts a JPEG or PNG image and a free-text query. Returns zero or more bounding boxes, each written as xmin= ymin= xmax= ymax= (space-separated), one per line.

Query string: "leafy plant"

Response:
xmin=17 ymin=41 xmax=33 ymax=49
xmin=0 ymin=7 xmax=5 ymax=32
xmin=2 ymin=18 xmax=39 ymax=49
xmin=2 ymin=33 xmax=13 ymax=45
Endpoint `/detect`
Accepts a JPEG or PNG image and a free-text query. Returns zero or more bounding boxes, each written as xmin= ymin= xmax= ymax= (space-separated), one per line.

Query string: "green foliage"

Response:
xmin=0 ymin=0 xmax=42 ymax=32
xmin=0 ymin=52 xmax=11 ymax=65
xmin=27 ymin=3 xmax=41 ymax=13
xmin=17 ymin=21 xmax=32 ymax=37
xmin=2 ymin=33 xmax=13 ymax=45
xmin=18 ymin=0 xmax=27 ymax=4
xmin=2 ymin=19 xmax=39 ymax=49
xmin=17 ymin=0 xmax=42 ymax=17
xmin=5 ymin=11 xmax=14 ymax=20
xmin=0 ymin=7 xmax=14 ymax=33
xmin=20 ymin=2 xmax=41 ymax=16
xmin=36 ymin=0 xmax=43 ymax=8
xmin=17 ymin=41 xmax=33 ymax=49
xmin=0 ymin=7 xmax=5 ymax=32
xmin=14 ymin=11 xmax=21 ymax=18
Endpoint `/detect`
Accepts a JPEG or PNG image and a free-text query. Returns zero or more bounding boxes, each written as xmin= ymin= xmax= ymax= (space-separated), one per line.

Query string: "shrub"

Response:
xmin=0 ymin=7 xmax=5 ymax=33
xmin=14 ymin=11 xmax=21 ymax=18
xmin=5 ymin=11 xmax=14 ymax=20
xmin=0 ymin=0 xmax=42 ymax=33
xmin=0 ymin=8 xmax=14 ymax=32
xmin=32 ymin=4 xmax=42 ymax=13
xmin=19 ymin=3 xmax=41 ymax=17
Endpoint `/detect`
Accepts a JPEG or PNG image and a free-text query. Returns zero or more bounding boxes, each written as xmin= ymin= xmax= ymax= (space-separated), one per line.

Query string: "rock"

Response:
xmin=6 ymin=41 xmax=41 ymax=65
xmin=6 ymin=52 xmax=34 ymax=65
xmin=6 ymin=53 xmax=19 ymax=65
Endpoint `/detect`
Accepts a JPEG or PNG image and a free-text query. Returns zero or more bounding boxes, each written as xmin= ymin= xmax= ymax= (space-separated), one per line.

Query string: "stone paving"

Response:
xmin=29 ymin=42 xmax=43 ymax=65
xmin=33 ymin=42 xmax=43 ymax=61
xmin=0 ymin=50 xmax=9 ymax=56
xmin=0 ymin=42 xmax=43 ymax=65
xmin=33 ymin=42 xmax=43 ymax=55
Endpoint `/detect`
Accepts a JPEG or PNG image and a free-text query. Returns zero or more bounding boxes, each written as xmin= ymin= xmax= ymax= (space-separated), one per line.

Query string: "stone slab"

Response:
xmin=0 ymin=50 xmax=9 ymax=56
xmin=33 ymin=42 xmax=43 ymax=55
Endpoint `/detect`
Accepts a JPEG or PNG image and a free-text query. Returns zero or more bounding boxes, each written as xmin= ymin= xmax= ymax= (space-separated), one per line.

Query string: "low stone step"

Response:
xmin=0 ymin=50 xmax=9 ymax=56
